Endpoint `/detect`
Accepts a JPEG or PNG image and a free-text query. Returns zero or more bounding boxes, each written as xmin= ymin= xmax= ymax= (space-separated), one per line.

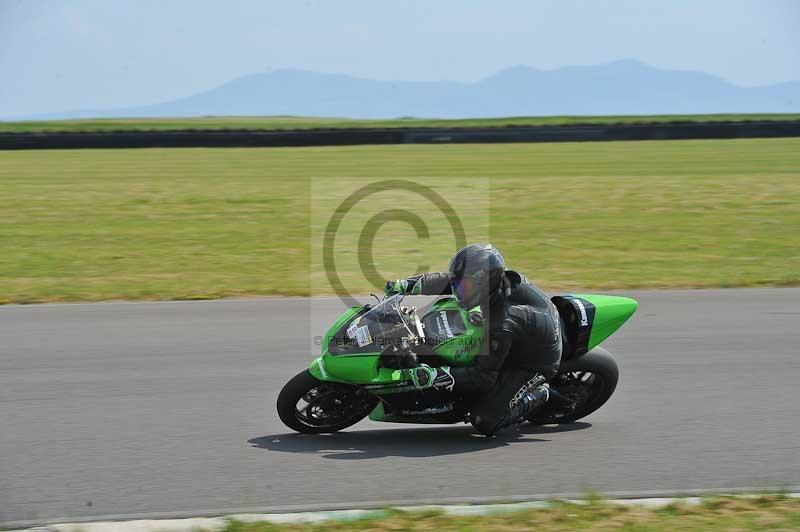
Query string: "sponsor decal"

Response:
xmin=354 ymin=325 xmax=372 ymax=347
xmin=438 ymin=310 xmax=454 ymax=338
xmin=569 ymin=297 xmax=596 ymax=355
xmin=401 ymin=403 xmax=454 ymax=415
xmin=363 ymin=381 xmax=417 ymax=391
xmin=317 ymin=359 xmax=329 ymax=379
xmin=574 ymin=298 xmax=589 ymax=326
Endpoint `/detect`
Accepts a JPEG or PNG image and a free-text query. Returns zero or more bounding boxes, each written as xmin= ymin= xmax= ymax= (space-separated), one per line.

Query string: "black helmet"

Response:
xmin=448 ymin=243 xmax=506 ymax=309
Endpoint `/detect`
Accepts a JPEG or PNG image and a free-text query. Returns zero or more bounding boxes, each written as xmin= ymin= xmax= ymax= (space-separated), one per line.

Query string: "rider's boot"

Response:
xmin=546 ymin=387 xmax=576 ymax=412
xmin=473 ymin=384 xmax=551 ymax=437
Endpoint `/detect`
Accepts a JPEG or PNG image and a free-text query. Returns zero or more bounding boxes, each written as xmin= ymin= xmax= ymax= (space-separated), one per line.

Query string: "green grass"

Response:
xmin=217 ymin=495 xmax=800 ymax=531
xmin=1 ymin=138 xmax=799 ymax=303
xmin=1 ymin=113 xmax=799 ymax=132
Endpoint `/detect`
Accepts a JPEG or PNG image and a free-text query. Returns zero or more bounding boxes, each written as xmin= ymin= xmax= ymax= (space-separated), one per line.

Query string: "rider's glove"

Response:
xmin=410 ymin=364 xmax=455 ymax=392
xmin=384 ymin=279 xmax=408 ymax=296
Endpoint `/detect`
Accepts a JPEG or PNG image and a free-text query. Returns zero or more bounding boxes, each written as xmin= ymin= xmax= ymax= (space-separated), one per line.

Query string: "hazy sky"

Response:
xmin=1 ymin=0 xmax=798 ymax=117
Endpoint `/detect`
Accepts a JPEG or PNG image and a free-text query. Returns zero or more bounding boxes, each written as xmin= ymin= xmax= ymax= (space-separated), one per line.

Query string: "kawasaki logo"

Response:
xmin=574 ymin=298 xmax=589 ymax=326
xmin=438 ymin=311 xmax=454 ymax=338
xmin=402 ymin=403 xmax=454 ymax=415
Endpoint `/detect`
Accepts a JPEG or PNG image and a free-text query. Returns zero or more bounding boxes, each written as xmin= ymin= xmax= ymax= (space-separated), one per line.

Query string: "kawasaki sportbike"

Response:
xmin=277 ymin=292 xmax=636 ymax=433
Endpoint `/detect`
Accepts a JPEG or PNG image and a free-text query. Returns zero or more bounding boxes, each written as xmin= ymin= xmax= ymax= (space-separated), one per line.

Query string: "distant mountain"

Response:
xmin=9 ymin=59 xmax=800 ymax=120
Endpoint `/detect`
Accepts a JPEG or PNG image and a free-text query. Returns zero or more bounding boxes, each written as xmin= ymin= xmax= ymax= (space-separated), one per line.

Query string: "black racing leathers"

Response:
xmin=400 ymin=270 xmax=563 ymax=393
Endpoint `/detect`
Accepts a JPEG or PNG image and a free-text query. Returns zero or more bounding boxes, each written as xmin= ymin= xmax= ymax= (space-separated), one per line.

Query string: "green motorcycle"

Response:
xmin=277 ymin=292 xmax=637 ymax=433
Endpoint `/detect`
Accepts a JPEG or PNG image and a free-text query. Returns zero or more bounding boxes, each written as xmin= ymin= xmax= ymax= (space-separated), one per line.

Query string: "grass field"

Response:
xmin=1 ymin=138 xmax=799 ymax=303
xmin=1 ymin=113 xmax=799 ymax=132
xmin=217 ymin=495 xmax=800 ymax=531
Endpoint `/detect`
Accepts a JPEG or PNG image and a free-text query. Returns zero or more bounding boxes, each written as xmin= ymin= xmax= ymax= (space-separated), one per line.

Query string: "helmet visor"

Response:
xmin=450 ymin=275 xmax=473 ymax=306
xmin=451 ymin=271 xmax=487 ymax=308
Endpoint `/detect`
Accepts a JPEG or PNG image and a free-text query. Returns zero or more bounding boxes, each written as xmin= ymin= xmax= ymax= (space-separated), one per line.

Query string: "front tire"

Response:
xmin=528 ymin=347 xmax=619 ymax=425
xmin=277 ymin=370 xmax=377 ymax=434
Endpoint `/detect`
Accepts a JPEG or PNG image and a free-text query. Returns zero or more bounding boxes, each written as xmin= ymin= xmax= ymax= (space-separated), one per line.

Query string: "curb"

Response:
xmin=9 ymin=492 xmax=799 ymax=532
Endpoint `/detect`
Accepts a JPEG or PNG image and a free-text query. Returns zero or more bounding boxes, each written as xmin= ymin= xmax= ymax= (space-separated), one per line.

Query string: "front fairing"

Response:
xmin=324 ymin=295 xmax=417 ymax=356
xmin=310 ymin=296 xmax=484 ymax=385
xmin=312 ymin=298 xmax=411 ymax=385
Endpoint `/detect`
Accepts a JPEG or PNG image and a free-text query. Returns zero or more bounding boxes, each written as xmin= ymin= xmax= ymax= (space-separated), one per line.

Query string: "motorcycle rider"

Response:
xmin=384 ymin=243 xmax=565 ymax=436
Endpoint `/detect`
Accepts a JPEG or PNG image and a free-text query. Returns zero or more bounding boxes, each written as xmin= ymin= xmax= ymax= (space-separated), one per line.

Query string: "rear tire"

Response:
xmin=277 ymin=370 xmax=377 ymax=434
xmin=528 ymin=347 xmax=619 ymax=425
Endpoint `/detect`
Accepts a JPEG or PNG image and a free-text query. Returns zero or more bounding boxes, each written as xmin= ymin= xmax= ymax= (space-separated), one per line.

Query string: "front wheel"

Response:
xmin=277 ymin=370 xmax=378 ymax=434
xmin=528 ymin=347 xmax=619 ymax=425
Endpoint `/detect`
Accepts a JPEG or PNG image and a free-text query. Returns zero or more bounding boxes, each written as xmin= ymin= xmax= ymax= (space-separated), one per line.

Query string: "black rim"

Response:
xmin=294 ymin=383 xmax=374 ymax=429
xmin=546 ymin=371 xmax=607 ymax=420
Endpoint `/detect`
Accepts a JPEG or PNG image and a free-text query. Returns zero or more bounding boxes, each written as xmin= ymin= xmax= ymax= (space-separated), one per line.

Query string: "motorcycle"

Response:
xmin=277 ymin=292 xmax=637 ymax=433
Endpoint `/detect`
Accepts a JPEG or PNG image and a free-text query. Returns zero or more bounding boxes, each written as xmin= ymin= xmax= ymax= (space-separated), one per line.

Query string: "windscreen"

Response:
xmin=345 ymin=294 xmax=415 ymax=349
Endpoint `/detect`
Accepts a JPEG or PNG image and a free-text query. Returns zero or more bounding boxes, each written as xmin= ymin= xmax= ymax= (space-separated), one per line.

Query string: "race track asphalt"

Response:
xmin=2 ymin=289 xmax=799 ymax=526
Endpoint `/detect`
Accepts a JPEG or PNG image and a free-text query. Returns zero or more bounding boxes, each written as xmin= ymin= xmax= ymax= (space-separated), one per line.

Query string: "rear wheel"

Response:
xmin=527 ymin=347 xmax=619 ymax=425
xmin=277 ymin=370 xmax=377 ymax=434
